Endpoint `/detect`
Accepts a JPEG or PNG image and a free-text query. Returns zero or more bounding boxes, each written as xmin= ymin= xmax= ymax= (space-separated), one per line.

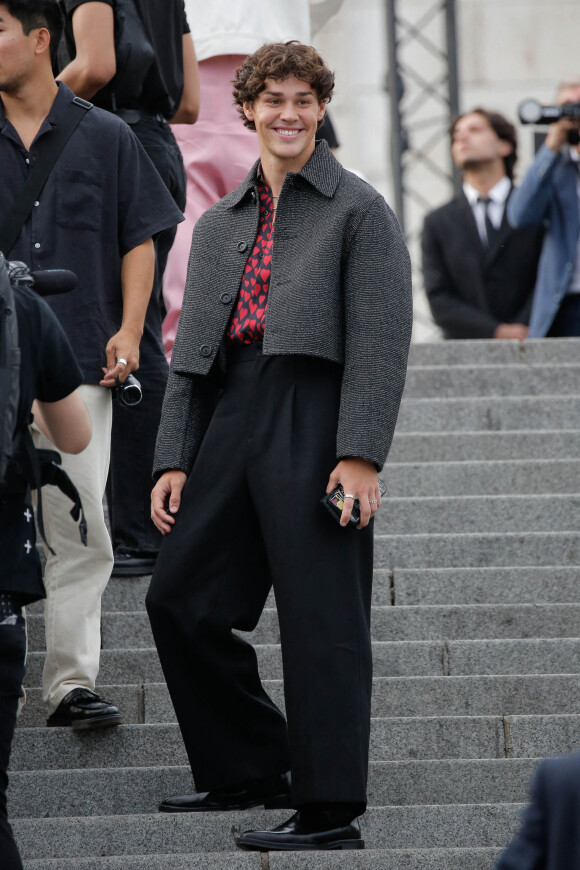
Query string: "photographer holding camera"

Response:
xmin=508 ymin=80 xmax=580 ymax=337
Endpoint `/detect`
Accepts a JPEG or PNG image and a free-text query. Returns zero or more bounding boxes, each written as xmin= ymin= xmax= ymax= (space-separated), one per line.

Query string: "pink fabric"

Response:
xmin=162 ymin=54 xmax=260 ymax=360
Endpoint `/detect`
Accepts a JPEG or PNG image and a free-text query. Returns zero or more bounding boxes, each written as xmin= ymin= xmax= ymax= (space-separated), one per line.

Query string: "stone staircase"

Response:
xmin=9 ymin=338 xmax=580 ymax=869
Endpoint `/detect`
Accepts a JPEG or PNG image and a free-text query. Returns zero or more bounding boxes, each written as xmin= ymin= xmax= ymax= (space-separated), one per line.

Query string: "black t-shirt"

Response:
xmin=0 ymin=286 xmax=83 ymax=601
xmin=63 ymin=0 xmax=190 ymax=117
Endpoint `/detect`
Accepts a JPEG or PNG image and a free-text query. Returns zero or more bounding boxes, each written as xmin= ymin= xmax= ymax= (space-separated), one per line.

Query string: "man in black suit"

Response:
xmin=422 ymin=108 xmax=542 ymax=340
xmin=495 ymin=753 xmax=580 ymax=869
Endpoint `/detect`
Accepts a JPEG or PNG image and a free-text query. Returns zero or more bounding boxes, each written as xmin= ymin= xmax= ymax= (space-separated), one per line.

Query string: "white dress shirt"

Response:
xmin=463 ymin=176 xmax=512 ymax=246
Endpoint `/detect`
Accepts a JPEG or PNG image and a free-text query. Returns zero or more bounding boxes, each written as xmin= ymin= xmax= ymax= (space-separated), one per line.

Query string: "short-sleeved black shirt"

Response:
xmin=0 ymin=286 xmax=83 ymax=601
xmin=63 ymin=0 xmax=190 ymax=118
xmin=0 ymin=83 xmax=184 ymax=382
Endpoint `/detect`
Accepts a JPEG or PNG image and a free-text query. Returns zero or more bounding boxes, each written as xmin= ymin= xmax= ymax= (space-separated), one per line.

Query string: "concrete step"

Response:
xmin=394 ymin=566 xmax=580 ymax=605
xmin=407 ymin=337 xmax=580 ymax=367
xmin=403 ymin=364 xmax=580 ymax=398
xmin=8 ymin=758 xmax=539 ymax=819
xmin=11 ymin=714 xmax=580 ymax=770
xmin=388 ymin=429 xmax=580 ymax=462
xmin=22 ymin=849 xmax=504 ymax=870
xmin=396 ymin=396 xmax=580 ymax=432
xmin=374 ymin=531 xmax=580 ymax=569
xmin=25 ymin=601 xmax=580 ymax=651
xmin=17 ymin=674 xmax=580 ymax=727
xmin=23 ymin=636 xmax=580 ymax=688
xmin=374 ymin=494 xmax=580 ymax=535
xmin=12 ymin=804 xmax=524 ymax=857
xmin=386 ymin=459 xmax=580 ymax=496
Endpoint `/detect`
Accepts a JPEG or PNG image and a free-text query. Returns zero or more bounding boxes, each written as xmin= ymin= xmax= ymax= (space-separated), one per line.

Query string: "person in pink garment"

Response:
xmin=162 ymin=0 xmax=343 ymax=360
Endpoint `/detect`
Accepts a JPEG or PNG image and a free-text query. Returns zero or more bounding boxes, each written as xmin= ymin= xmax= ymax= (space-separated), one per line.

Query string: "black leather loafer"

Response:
xmin=159 ymin=771 xmax=291 ymax=813
xmin=236 ymin=811 xmax=364 ymax=851
xmin=46 ymin=688 xmax=122 ymax=730
xmin=112 ymin=553 xmax=157 ymax=576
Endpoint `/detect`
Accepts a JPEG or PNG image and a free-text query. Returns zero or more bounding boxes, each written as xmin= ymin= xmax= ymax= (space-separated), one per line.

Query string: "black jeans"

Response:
xmin=0 ymin=619 xmax=26 ymax=870
xmin=147 ymin=346 xmax=374 ymax=807
xmin=107 ymin=116 xmax=186 ymax=557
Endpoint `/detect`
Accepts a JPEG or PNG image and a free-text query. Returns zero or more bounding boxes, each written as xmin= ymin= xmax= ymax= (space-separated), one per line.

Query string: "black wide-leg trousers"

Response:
xmin=146 ymin=346 xmax=374 ymax=806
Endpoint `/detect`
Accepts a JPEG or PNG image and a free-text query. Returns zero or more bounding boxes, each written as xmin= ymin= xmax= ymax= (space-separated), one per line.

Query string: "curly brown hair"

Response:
xmin=450 ymin=108 xmax=518 ymax=181
xmin=232 ymin=41 xmax=335 ymax=130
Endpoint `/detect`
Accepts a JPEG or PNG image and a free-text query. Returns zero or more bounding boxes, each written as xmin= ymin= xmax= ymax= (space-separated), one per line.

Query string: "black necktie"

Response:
xmin=478 ymin=196 xmax=498 ymax=247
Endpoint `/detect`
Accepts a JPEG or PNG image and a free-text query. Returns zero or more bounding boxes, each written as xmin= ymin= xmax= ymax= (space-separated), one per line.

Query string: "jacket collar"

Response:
xmin=229 ymin=139 xmax=342 ymax=207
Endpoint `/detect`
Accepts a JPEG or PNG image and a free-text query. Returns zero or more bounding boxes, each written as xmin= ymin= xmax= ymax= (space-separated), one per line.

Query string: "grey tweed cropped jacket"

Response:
xmin=153 ymin=141 xmax=412 ymax=478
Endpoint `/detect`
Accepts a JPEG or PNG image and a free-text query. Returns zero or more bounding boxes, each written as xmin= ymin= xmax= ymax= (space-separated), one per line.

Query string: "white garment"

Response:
xmin=566 ymin=149 xmax=580 ymax=293
xmin=32 ymin=385 xmax=113 ymax=714
xmin=184 ymin=0 xmax=343 ymax=61
xmin=463 ymin=176 xmax=512 ymax=246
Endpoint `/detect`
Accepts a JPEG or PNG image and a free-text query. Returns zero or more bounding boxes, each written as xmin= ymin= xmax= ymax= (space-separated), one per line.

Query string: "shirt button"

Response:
xmin=34 ymin=242 xmax=41 ymax=249
xmin=199 ymin=344 xmax=212 ymax=358
xmin=34 ymin=201 xmax=40 ymax=207
xmin=237 ymin=241 xmax=248 ymax=252
xmin=25 ymin=158 xmax=30 ymax=164
xmin=220 ymin=292 xmax=233 ymax=304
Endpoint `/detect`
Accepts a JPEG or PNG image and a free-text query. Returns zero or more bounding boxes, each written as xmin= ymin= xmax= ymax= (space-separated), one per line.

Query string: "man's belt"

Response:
xmin=115 ymin=108 xmax=166 ymax=125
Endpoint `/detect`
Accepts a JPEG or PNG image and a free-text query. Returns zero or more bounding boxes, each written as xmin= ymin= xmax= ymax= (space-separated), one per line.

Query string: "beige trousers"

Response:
xmin=33 ymin=384 xmax=113 ymax=714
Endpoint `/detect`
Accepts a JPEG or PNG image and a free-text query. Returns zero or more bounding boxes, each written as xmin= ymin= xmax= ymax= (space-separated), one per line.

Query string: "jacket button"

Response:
xmin=220 ymin=292 xmax=233 ymax=304
xmin=237 ymin=241 xmax=248 ymax=252
xmin=199 ymin=344 xmax=212 ymax=357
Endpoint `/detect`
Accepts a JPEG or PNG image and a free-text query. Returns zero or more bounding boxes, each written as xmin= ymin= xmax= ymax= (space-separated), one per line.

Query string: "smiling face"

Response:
xmin=243 ymin=76 xmax=326 ymax=171
xmin=451 ymin=112 xmax=512 ymax=172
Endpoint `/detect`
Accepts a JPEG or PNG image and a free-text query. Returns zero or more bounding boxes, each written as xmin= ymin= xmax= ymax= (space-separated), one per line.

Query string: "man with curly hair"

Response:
xmin=146 ymin=41 xmax=412 ymax=852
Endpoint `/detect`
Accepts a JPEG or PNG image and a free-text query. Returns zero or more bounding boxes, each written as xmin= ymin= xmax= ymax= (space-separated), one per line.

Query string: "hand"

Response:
xmin=151 ymin=471 xmax=188 ymax=534
xmin=326 ymin=457 xmax=381 ymax=529
xmin=493 ymin=323 xmax=529 ymax=341
xmin=100 ymin=326 xmax=141 ymax=387
xmin=545 ymin=118 xmax=579 ymax=153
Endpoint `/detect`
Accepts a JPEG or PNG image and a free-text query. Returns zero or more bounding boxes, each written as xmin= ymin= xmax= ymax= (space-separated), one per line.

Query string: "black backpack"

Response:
xmin=57 ymin=0 xmax=155 ymax=112
xmin=0 ymin=256 xmax=87 ymax=551
xmin=0 ymin=252 xmax=20 ymax=484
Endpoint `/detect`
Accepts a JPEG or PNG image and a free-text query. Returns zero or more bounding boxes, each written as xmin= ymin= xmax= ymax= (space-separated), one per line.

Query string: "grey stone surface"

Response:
xmin=448 ymin=638 xmax=580 ymax=675
xmin=395 ymin=566 xmax=580 ymax=605
xmin=8 ymin=759 xmax=536 ymax=819
xmin=508 ymin=716 xmax=580 ymax=757
xmin=268 ymin=849 xmax=503 ymax=870
xmin=386 ymin=459 xmax=580 ymax=497
xmin=403 ymin=364 xmax=580 ymax=399
xmin=388 ymin=430 xmax=580 ymax=463
xmin=12 ymin=804 xmax=524 ymax=858
xmin=370 ymin=716 xmax=505 ymax=760
xmin=374 ymin=531 xmax=580 ymax=570
xmin=24 ymin=858 xmax=261 ymax=870
xmin=395 ymin=396 xmax=580 ymax=433
xmin=407 ymin=337 xmax=580 ymax=367
xmin=374 ymin=494 xmax=580 ymax=535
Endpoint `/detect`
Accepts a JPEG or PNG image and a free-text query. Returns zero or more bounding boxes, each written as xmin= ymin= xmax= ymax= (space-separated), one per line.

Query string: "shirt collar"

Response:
xmin=0 ymin=81 xmax=78 ymax=144
xmin=463 ymin=175 xmax=512 ymax=206
xmin=230 ymin=140 xmax=343 ymax=208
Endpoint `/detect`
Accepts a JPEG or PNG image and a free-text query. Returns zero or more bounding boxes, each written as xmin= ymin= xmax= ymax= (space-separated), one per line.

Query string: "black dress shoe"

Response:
xmin=112 ymin=553 xmax=157 ymax=576
xmin=46 ymin=688 xmax=122 ymax=730
xmin=159 ymin=771 xmax=291 ymax=813
xmin=235 ymin=810 xmax=364 ymax=851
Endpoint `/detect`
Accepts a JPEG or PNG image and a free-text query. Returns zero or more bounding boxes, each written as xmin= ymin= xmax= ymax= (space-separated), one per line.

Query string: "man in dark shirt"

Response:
xmin=0 ymin=0 xmax=183 ymax=729
xmin=0 ymin=274 xmax=91 ymax=870
xmin=58 ymin=0 xmax=199 ymax=576
xmin=422 ymin=108 xmax=542 ymax=340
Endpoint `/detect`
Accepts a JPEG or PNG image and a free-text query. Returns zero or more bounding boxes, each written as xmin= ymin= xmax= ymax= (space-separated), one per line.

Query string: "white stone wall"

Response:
xmin=314 ymin=0 xmax=580 ymax=339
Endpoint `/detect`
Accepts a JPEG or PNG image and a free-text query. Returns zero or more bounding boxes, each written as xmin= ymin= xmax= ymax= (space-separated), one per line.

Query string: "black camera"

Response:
xmin=518 ymin=100 xmax=580 ymax=145
xmin=114 ymin=373 xmax=142 ymax=407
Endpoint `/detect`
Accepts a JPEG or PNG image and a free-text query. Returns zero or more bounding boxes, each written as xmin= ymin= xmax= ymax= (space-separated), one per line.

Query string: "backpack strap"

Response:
xmin=0 ymin=97 xmax=92 ymax=256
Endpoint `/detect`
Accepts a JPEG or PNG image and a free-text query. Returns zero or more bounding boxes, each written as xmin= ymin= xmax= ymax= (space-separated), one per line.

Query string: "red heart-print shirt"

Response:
xmin=227 ymin=171 xmax=274 ymax=345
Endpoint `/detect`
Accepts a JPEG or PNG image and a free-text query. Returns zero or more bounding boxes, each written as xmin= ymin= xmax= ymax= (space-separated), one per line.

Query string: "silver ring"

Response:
xmin=116 ymin=358 xmax=128 ymax=367
xmin=343 ymin=493 xmax=356 ymax=500
xmin=369 ymin=499 xmax=378 ymax=505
